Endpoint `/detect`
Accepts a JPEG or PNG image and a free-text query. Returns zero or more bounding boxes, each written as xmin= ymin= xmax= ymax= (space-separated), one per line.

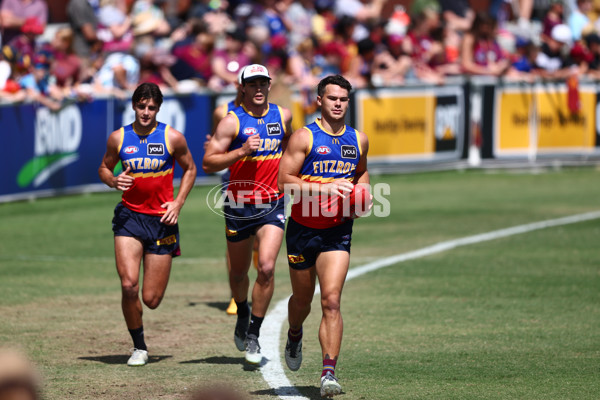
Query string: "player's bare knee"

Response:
xmin=121 ymin=281 xmax=139 ymax=299
xmin=256 ymin=261 xmax=275 ymax=283
xmin=291 ymin=294 xmax=312 ymax=311
xmin=321 ymin=294 xmax=341 ymax=314
xmin=142 ymin=293 xmax=163 ymax=309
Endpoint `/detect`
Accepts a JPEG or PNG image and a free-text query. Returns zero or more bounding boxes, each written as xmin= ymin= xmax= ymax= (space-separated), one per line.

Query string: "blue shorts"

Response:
xmin=286 ymin=217 xmax=353 ymax=270
xmin=224 ymin=196 xmax=286 ymax=242
xmin=221 ymin=169 xmax=231 ymax=186
xmin=112 ymin=203 xmax=181 ymax=257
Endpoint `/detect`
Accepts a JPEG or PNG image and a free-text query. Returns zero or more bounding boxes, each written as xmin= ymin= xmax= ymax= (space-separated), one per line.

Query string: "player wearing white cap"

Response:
xmin=203 ymin=64 xmax=292 ymax=364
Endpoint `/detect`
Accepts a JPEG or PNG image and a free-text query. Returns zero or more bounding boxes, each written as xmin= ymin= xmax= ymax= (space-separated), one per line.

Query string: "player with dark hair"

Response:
xmin=98 ymin=82 xmax=197 ymax=366
xmin=278 ymin=74 xmax=371 ymax=396
xmin=203 ymin=64 xmax=292 ymax=364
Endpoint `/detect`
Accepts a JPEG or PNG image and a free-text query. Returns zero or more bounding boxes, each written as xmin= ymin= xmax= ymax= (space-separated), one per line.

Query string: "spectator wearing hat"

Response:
xmin=0 ymin=44 xmax=26 ymax=102
xmin=130 ymin=0 xmax=171 ymax=41
xmin=0 ymin=0 xmax=48 ymax=45
xmin=6 ymin=17 xmax=44 ymax=64
xmin=18 ymin=50 xmax=63 ymax=110
xmin=3 ymin=44 xmax=30 ymax=84
xmin=534 ymin=23 xmax=583 ymax=79
xmin=129 ymin=0 xmax=171 ymax=48
xmin=511 ymin=36 xmax=539 ymax=74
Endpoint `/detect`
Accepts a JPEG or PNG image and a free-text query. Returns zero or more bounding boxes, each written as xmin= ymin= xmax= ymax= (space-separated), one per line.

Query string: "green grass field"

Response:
xmin=1 ymin=167 xmax=599 ymax=399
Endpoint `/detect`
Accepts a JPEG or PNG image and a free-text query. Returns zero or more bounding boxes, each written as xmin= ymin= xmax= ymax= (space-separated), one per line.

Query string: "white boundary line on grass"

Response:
xmin=259 ymin=210 xmax=600 ymax=399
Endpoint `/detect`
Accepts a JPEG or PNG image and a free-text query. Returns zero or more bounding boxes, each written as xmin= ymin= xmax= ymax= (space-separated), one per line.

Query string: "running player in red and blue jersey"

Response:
xmin=203 ymin=64 xmax=292 ymax=365
xmin=278 ymin=75 xmax=371 ymax=397
xmin=206 ymin=66 xmax=259 ymax=317
xmin=98 ymin=83 xmax=197 ymax=367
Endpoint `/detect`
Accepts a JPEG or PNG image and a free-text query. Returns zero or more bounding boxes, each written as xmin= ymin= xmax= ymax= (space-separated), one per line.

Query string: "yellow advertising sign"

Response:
xmin=291 ymin=96 xmax=307 ymax=133
xmin=496 ymin=86 xmax=596 ymax=155
xmin=358 ymin=95 xmax=435 ymax=157
xmin=497 ymin=92 xmax=532 ymax=150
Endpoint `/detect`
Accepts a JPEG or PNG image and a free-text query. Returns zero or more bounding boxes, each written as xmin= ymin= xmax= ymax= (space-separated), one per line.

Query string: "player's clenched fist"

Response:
xmin=116 ymin=166 xmax=134 ymax=191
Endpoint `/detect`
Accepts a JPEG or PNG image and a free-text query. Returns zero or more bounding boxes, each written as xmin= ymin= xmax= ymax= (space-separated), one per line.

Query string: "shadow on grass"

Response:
xmin=180 ymin=355 xmax=242 ymax=365
xmin=180 ymin=355 xmax=266 ymax=370
xmin=78 ymin=354 xmax=172 ymax=364
xmin=251 ymin=386 xmax=324 ymax=399
xmin=197 ymin=301 xmax=228 ymax=312
xmin=189 ymin=301 xmax=252 ymax=313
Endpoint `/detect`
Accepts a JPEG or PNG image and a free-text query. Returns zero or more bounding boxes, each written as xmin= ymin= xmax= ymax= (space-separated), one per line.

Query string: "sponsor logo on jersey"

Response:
xmin=244 ymin=127 xmax=258 ymax=136
xmin=266 ymin=123 xmax=281 ymax=136
xmin=124 ymin=146 xmax=139 ymax=154
xmin=341 ymin=145 xmax=357 ymax=159
xmin=148 ymin=143 xmax=165 ymax=156
xmin=288 ymin=254 xmax=305 ymax=264
xmin=156 ymin=234 xmax=177 ymax=246
xmin=316 ymin=145 xmax=331 ymax=155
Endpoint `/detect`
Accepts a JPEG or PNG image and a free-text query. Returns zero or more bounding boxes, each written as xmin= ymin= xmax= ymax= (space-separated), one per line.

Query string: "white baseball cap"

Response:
xmin=237 ymin=65 xmax=247 ymax=85
xmin=551 ymin=24 xmax=572 ymax=44
xmin=240 ymin=64 xmax=271 ymax=83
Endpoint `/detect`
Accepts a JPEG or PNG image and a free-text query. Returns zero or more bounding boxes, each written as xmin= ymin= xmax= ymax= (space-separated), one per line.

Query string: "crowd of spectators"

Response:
xmin=3 ymin=0 xmax=600 ymax=111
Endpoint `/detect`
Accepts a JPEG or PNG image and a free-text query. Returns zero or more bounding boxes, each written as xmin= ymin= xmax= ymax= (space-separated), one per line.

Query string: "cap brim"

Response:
xmin=243 ymin=76 xmax=271 ymax=83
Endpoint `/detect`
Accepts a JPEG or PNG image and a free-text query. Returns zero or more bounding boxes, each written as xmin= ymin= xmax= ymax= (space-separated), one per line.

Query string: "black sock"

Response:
xmin=247 ymin=314 xmax=264 ymax=337
xmin=235 ymin=300 xmax=250 ymax=318
xmin=128 ymin=326 xmax=147 ymax=351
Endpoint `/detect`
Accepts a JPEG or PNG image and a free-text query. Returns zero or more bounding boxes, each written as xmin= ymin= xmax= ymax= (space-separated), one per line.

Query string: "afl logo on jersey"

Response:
xmin=244 ymin=127 xmax=258 ymax=136
xmin=316 ymin=145 xmax=331 ymax=155
xmin=124 ymin=146 xmax=139 ymax=154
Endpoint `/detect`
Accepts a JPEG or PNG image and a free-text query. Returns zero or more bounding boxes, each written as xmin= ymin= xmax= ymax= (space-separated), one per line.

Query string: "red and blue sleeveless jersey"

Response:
xmin=118 ymin=122 xmax=175 ymax=216
xmin=291 ymin=119 xmax=362 ymax=229
xmin=227 ymin=103 xmax=286 ymax=203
